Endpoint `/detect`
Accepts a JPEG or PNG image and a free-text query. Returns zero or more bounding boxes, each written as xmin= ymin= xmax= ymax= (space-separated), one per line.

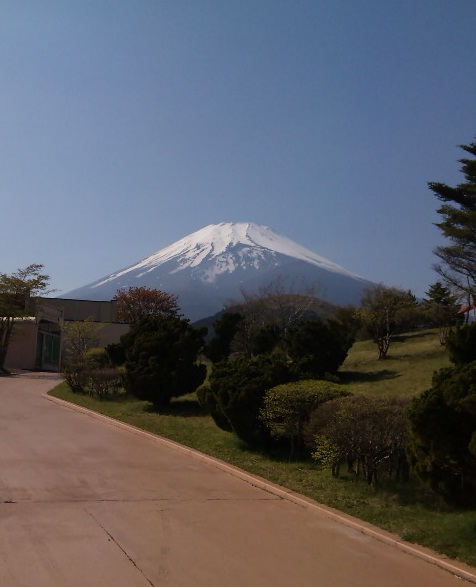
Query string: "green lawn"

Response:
xmin=48 ymin=330 xmax=476 ymax=568
xmin=340 ymin=329 xmax=451 ymax=397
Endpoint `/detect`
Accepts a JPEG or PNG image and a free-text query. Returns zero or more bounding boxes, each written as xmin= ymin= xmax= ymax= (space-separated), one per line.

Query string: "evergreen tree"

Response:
xmin=287 ymin=319 xmax=354 ymax=377
xmin=197 ymin=353 xmax=292 ymax=446
xmin=119 ymin=315 xmax=206 ymax=407
xmin=445 ymin=322 xmax=476 ymax=365
xmin=422 ymin=281 xmax=462 ymax=345
xmin=407 ymin=320 xmax=476 ymax=504
xmin=408 ymin=363 xmax=476 ymax=505
xmin=203 ymin=312 xmax=243 ymax=362
xmin=429 ymin=138 xmax=476 ymax=308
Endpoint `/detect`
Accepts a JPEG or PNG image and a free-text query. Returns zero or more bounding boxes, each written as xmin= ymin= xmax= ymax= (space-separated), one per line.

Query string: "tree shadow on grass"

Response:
xmin=144 ymin=398 xmax=207 ymax=418
xmin=233 ymin=435 xmax=315 ymax=464
xmin=339 ymin=370 xmax=400 ymax=384
xmin=392 ymin=331 xmax=436 ymax=343
xmin=103 ymin=391 xmax=139 ymax=403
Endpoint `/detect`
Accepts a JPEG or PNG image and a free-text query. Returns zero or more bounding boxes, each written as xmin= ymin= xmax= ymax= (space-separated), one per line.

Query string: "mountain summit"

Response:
xmin=64 ymin=222 xmax=374 ymax=321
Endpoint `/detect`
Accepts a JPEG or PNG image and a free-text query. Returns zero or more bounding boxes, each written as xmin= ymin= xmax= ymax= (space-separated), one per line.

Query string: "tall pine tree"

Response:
xmin=429 ymin=139 xmax=476 ymax=311
xmin=422 ymin=281 xmax=462 ymax=344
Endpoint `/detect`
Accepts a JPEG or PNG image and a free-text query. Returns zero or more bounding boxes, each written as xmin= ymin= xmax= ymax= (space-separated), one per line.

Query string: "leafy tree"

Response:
xmin=360 ymin=285 xmax=419 ymax=359
xmin=407 ymin=362 xmax=476 ymax=505
xmin=422 ymin=282 xmax=462 ymax=345
xmin=62 ymin=318 xmax=103 ymax=361
xmin=197 ymin=353 xmax=293 ymax=446
xmin=228 ymin=279 xmax=332 ymax=357
xmin=286 ymin=319 xmax=354 ymax=377
xmin=245 ymin=278 xmax=322 ymax=339
xmin=61 ymin=318 xmax=104 ymax=392
xmin=120 ymin=315 xmax=206 ymax=407
xmin=430 ymin=138 xmax=476 ymax=308
xmin=114 ymin=286 xmax=179 ymax=324
xmin=306 ymin=396 xmax=410 ymax=485
xmin=260 ymin=380 xmax=350 ymax=458
xmin=0 ymin=264 xmax=50 ymax=369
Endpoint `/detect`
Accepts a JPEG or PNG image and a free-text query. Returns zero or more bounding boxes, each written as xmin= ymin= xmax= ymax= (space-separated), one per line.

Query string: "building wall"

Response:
xmin=4 ymin=321 xmax=38 ymax=371
xmin=42 ymin=298 xmax=119 ymax=322
xmin=96 ymin=322 xmax=130 ymax=346
xmin=4 ymin=299 xmax=129 ymax=372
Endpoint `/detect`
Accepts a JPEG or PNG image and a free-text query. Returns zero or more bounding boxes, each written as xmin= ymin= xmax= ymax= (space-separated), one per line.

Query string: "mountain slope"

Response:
xmin=64 ymin=222 xmax=375 ymax=321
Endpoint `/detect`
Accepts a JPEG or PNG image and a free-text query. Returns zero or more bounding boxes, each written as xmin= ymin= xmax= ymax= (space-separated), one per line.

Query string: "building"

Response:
xmin=4 ymin=298 xmax=129 ymax=372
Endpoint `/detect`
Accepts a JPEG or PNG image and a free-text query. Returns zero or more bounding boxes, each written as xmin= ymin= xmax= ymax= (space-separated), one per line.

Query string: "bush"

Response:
xmin=446 ymin=323 xmax=476 ymax=365
xmin=62 ymin=347 xmax=114 ymax=394
xmin=120 ymin=315 xmax=207 ymax=407
xmin=84 ymin=347 xmax=111 ymax=369
xmin=61 ymin=359 xmax=88 ymax=393
xmin=203 ymin=312 xmax=244 ymax=362
xmin=287 ymin=319 xmax=354 ymax=378
xmin=260 ymin=380 xmax=350 ymax=457
xmin=197 ymin=353 xmax=293 ymax=446
xmin=407 ymin=362 xmax=476 ymax=505
xmin=305 ymin=395 xmax=410 ymax=485
xmin=88 ymin=368 xmax=122 ymax=399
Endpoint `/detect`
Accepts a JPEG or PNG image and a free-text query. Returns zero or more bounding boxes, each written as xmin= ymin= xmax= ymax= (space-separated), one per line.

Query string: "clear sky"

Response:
xmin=1 ymin=1 xmax=475 ymax=299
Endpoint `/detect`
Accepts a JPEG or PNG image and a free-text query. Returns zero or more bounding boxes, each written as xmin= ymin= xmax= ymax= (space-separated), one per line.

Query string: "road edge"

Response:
xmin=45 ymin=392 xmax=476 ymax=584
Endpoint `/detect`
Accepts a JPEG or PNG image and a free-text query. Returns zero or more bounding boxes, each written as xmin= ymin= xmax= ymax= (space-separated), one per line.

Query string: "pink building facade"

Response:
xmin=5 ymin=298 xmax=128 ymax=372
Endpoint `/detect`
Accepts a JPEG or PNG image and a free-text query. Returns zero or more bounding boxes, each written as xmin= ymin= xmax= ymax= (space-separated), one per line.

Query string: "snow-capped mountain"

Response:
xmin=64 ymin=222 xmax=374 ymax=321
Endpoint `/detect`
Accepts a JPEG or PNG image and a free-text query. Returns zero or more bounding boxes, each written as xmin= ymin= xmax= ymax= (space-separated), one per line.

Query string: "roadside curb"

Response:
xmin=45 ymin=392 xmax=476 ymax=585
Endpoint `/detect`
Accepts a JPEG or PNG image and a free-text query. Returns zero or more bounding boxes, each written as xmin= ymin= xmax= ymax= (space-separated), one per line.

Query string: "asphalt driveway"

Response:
xmin=0 ymin=374 xmax=474 ymax=587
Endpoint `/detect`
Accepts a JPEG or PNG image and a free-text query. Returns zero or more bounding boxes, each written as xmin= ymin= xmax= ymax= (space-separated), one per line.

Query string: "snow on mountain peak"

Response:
xmin=170 ymin=222 xmax=358 ymax=274
xmin=64 ymin=222 xmax=375 ymax=319
xmin=91 ymin=222 xmax=362 ymax=289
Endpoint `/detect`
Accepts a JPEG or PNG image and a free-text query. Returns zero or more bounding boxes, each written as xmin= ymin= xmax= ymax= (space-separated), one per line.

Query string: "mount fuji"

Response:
xmin=64 ymin=222 xmax=375 ymax=321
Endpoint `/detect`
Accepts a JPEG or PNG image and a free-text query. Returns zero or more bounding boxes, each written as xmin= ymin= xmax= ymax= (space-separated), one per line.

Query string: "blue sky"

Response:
xmin=1 ymin=1 xmax=475 ymax=299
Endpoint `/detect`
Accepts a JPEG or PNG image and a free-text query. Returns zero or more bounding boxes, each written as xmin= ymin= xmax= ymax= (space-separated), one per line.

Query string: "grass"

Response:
xmin=48 ymin=330 xmax=476 ymax=569
xmin=340 ymin=329 xmax=451 ymax=397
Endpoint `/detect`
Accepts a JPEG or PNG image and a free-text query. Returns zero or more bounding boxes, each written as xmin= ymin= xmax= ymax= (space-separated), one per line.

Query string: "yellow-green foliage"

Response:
xmin=84 ymin=347 xmax=109 ymax=368
xmin=312 ymin=434 xmax=341 ymax=470
xmin=308 ymin=396 xmax=410 ymax=485
xmin=62 ymin=318 xmax=103 ymax=361
xmin=260 ymin=380 xmax=350 ymax=455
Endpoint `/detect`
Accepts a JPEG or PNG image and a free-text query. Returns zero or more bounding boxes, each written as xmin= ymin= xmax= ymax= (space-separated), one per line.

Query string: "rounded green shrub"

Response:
xmin=197 ymin=353 xmax=293 ymax=446
xmin=260 ymin=380 xmax=350 ymax=457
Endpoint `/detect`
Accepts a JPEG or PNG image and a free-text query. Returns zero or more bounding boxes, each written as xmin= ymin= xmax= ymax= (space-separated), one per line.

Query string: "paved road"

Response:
xmin=0 ymin=375 xmax=474 ymax=587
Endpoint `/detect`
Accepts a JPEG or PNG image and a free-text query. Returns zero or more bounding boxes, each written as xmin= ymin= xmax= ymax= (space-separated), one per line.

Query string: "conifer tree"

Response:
xmin=429 ymin=139 xmax=476 ymax=307
xmin=422 ymin=281 xmax=462 ymax=344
